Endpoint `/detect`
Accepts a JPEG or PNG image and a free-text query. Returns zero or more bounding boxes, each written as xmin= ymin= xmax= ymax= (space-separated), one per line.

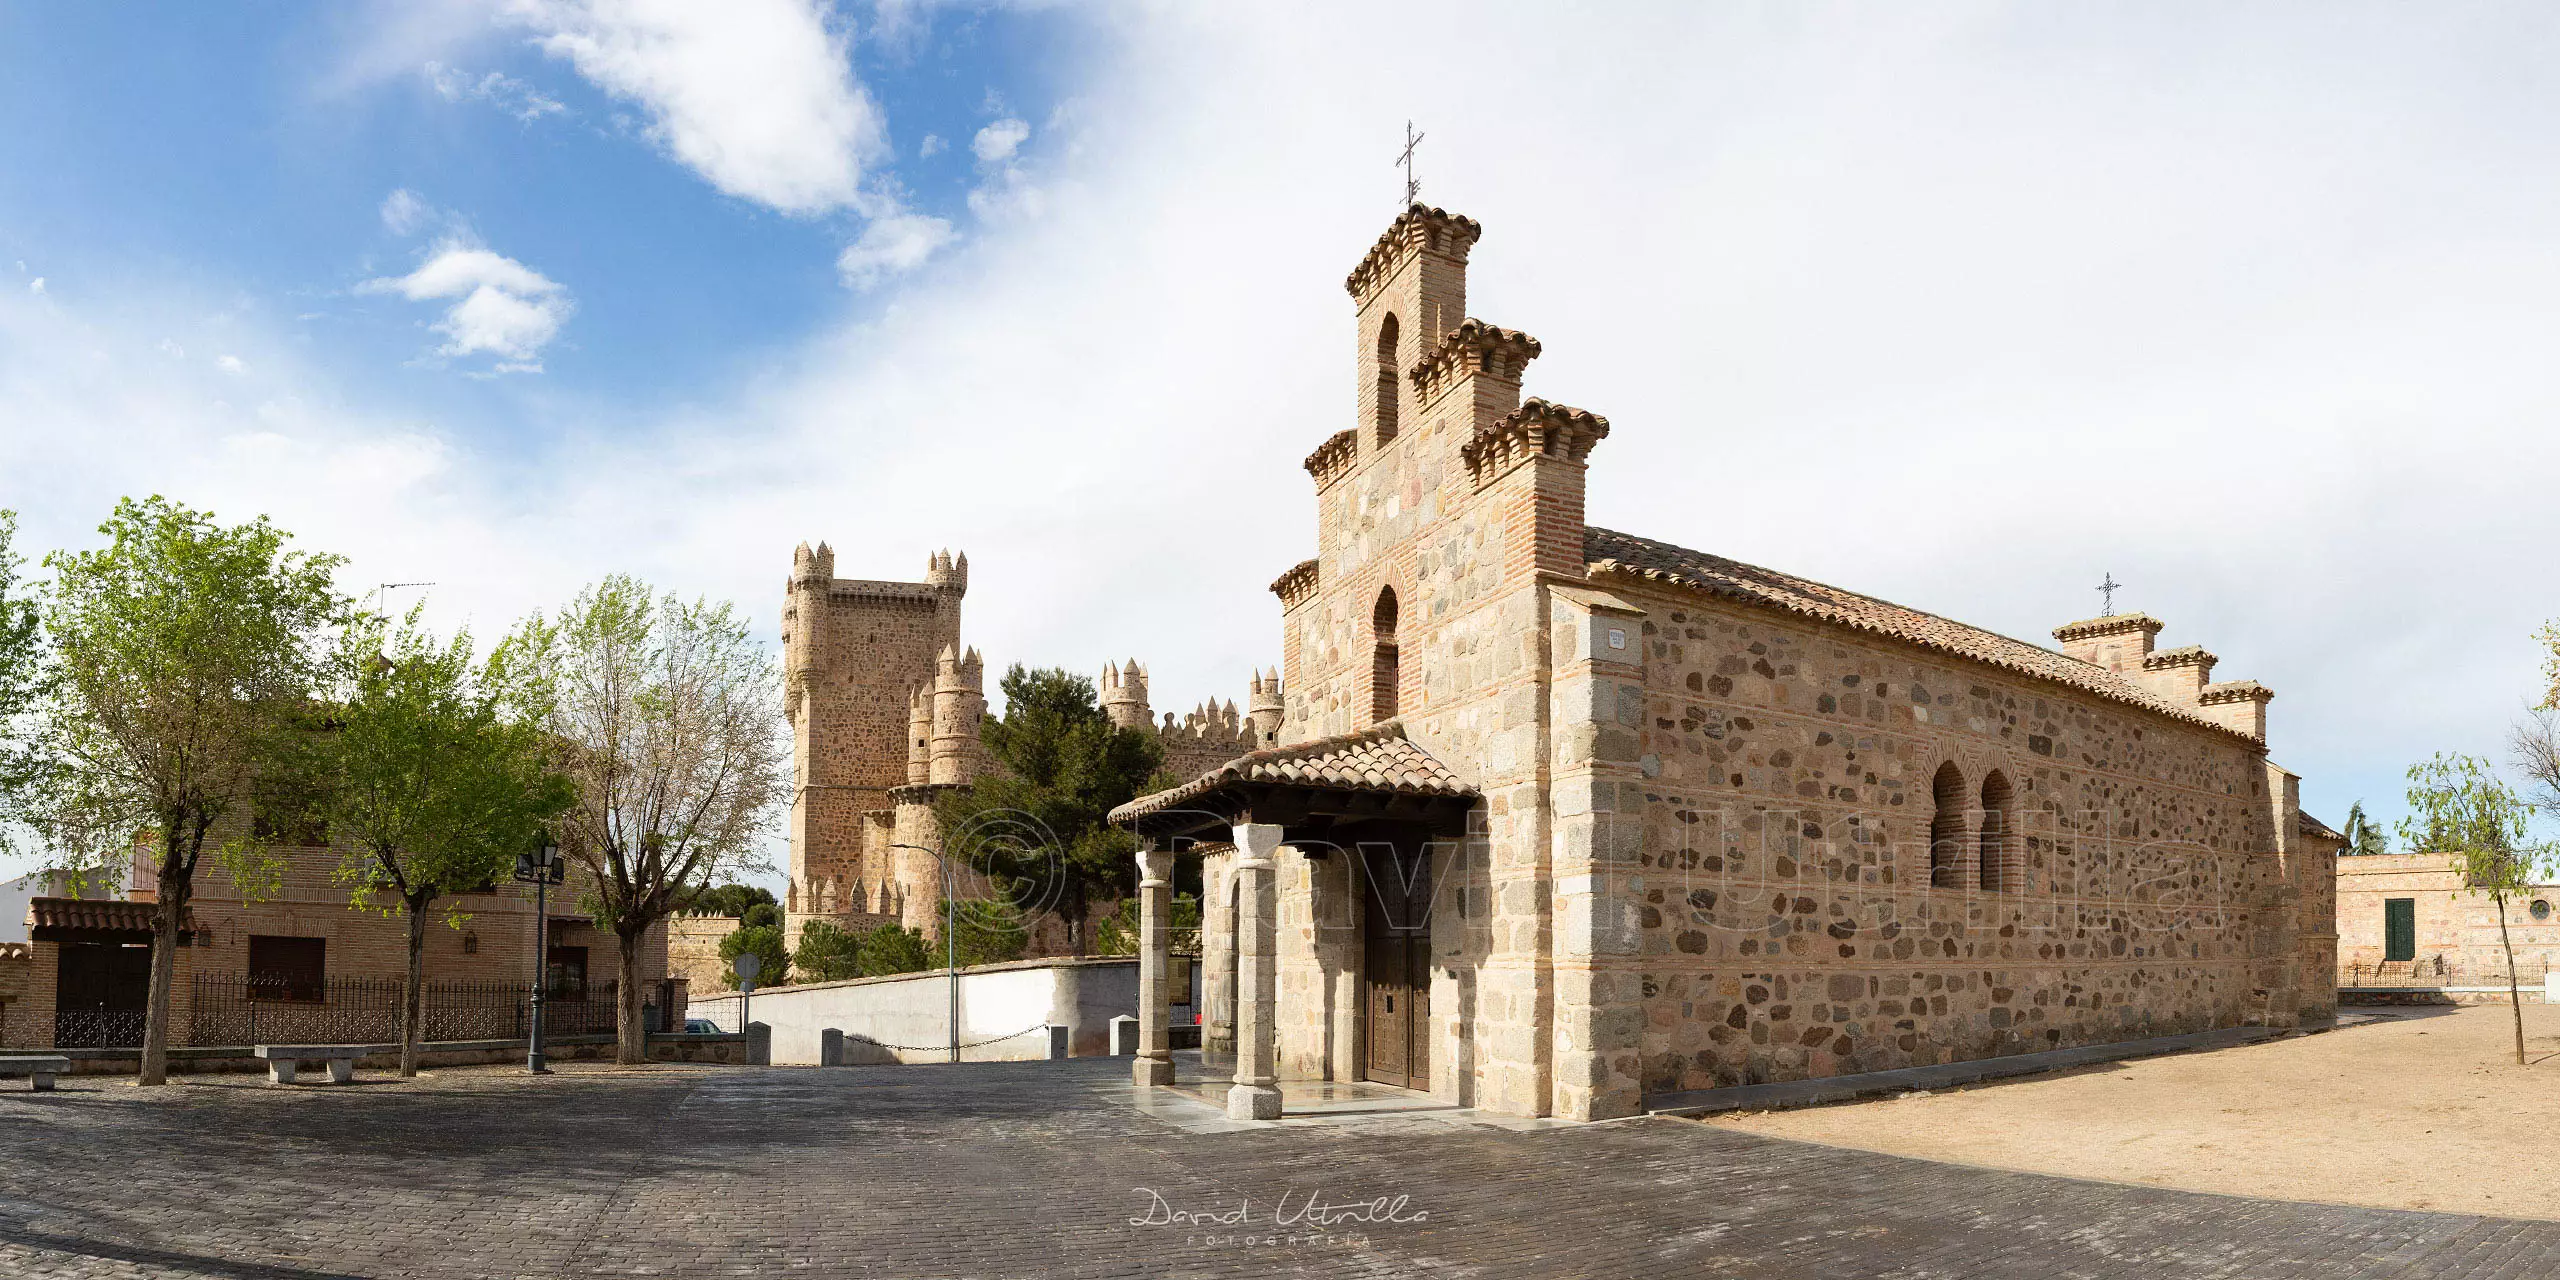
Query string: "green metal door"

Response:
xmin=2384 ymin=897 xmax=2416 ymax=963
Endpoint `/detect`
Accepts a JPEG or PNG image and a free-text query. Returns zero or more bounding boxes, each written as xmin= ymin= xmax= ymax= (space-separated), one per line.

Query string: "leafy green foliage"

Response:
xmin=0 ymin=511 xmax=51 ymax=841
xmin=2400 ymin=752 xmax=2550 ymax=1064
xmin=683 ymin=882 xmax=776 ymax=918
xmin=944 ymin=896 xmax=1028 ymax=967
xmin=322 ymin=607 xmax=574 ymax=1074
xmin=718 ymin=922 xmax=789 ymax=990
xmin=2341 ymin=801 xmax=2390 ymax=857
xmin=743 ymin=901 xmax=781 ymax=930
xmin=495 ymin=574 xmax=786 ymax=1059
xmin=934 ymin=665 xmax=1167 ymax=954
xmin=1092 ymin=892 xmax=1200 ymax=956
xmin=35 ymin=497 xmax=348 ymax=1084
xmin=856 ymin=923 xmax=933 ymax=976
xmin=792 ymin=919 xmax=863 ymax=983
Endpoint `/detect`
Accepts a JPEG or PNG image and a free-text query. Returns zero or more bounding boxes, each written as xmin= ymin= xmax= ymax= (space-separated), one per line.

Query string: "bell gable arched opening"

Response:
xmin=1370 ymin=586 xmax=1401 ymax=723
xmin=1373 ymin=313 xmax=1401 ymax=447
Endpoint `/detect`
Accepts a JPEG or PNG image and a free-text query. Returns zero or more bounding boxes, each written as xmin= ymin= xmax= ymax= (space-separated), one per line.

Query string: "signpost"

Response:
xmin=513 ymin=838 xmax=566 ymax=1074
xmin=731 ymin=949 xmax=759 ymax=1051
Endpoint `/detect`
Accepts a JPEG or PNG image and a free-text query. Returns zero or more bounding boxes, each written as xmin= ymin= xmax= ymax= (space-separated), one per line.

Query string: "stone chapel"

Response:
xmin=1109 ymin=202 xmax=2340 ymax=1122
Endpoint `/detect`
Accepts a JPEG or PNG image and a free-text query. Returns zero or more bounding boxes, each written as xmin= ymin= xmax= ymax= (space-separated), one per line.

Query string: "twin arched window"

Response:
xmin=1929 ymin=762 xmax=2019 ymax=893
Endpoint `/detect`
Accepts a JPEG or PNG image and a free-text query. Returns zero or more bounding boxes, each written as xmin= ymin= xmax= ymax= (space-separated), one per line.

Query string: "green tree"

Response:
xmin=793 ymin=919 xmax=863 ymax=983
xmin=0 ymin=512 xmax=52 ymax=837
xmin=718 ymin=922 xmax=789 ymax=991
xmin=2341 ymin=801 xmax=2390 ymax=857
xmin=682 ymin=882 xmax=776 ymax=918
xmin=1093 ymin=891 xmax=1200 ymax=956
xmin=856 ymin=923 xmax=933 ymax=976
xmin=324 ymin=609 xmax=573 ymax=1076
xmin=2399 ymin=752 xmax=2547 ymax=1066
xmin=933 ymin=666 xmax=1166 ymax=955
xmin=497 ymin=576 xmax=787 ymax=1062
xmin=35 ymin=498 xmax=347 ymax=1085
xmin=743 ymin=901 xmax=781 ymax=930
xmin=944 ymin=895 xmax=1029 ymax=967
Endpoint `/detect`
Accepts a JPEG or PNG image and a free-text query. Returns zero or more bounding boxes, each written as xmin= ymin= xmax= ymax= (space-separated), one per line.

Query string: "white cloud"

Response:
xmin=216 ymin=354 xmax=247 ymax=375
xmin=26 ymin=278 xmax=43 ymax=295
xmin=972 ymin=118 xmax=1028 ymax=165
xmin=380 ymin=188 xmax=435 ymax=236
xmin=424 ymin=59 xmax=568 ymax=122
xmin=360 ymin=240 xmax=571 ymax=367
xmin=505 ymin=0 xmax=883 ymax=216
xmin=918 ymin=132 xmax=944 ymax=158
xmin=836 ymin=210 xmax=955 ymax=290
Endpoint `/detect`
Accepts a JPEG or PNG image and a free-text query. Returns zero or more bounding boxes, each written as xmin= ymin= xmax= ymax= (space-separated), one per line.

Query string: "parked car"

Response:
xmin=683 ymin=1018 xmax=721 ymax=1034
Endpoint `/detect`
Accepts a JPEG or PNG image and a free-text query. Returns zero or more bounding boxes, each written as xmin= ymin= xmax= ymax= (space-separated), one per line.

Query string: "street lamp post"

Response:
xmin=513 ymin=837 xmax=565 ymax=1074
xmin=890 ymin=842 xmax=960 ymax=1063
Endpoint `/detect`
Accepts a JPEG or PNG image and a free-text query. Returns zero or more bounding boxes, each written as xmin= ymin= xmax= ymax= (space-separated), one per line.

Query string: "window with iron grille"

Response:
xmin=248 ymin=935 xmax=327 ymax=1002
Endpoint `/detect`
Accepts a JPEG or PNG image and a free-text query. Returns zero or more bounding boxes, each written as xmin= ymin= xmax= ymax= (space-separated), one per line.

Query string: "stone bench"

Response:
xmin=254 ymin=1044 xmax=390 ymax=1085
xmin=0 ymin=1054 xmax=70 ymax=1091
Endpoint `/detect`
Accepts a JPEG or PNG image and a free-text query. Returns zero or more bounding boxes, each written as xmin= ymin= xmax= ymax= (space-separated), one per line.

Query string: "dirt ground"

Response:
xmin=1707 ymin=1003 xmax=2560 ymax=1219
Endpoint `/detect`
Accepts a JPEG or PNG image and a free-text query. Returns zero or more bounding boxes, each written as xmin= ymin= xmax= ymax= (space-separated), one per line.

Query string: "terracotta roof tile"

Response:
xmin=1111 ymin=722 xmax=1474 ymax=825
xmin=27 ymin=896 xmax=188 ymax=933
xmin=2298 ymin=811 xmax=2343 ymax=843
xmin=1583 ymin=526 xmax=2260 ymax=744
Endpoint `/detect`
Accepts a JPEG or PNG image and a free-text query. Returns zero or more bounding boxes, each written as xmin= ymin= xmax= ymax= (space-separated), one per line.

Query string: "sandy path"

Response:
xmin=1708 ymin=1002 xmax=2560 ymax=1219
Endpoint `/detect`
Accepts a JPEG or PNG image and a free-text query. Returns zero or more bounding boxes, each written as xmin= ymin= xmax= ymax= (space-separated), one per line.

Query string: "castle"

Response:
xmin=779 ymin=543 xmax=1280 ymax=948
xmin=1109 ymin=201 xmax=2339 ymax=1122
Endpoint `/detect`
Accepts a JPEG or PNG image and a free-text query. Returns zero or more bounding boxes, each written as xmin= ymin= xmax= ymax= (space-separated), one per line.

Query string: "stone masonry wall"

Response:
xmin=1615 ymin=585 xmax=2294 ymax=1096
xmin=2337 ymin=853 xmax=2560 ymax=984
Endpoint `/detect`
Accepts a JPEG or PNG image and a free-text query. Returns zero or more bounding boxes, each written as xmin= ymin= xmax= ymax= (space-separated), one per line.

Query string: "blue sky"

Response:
xmin=5 ymin=2 xmax=2560 ymax=880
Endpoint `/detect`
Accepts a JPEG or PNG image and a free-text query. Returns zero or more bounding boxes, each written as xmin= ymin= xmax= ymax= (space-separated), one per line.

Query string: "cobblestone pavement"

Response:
xmin=4 ymin=1058 xmax=2559 ymax=1279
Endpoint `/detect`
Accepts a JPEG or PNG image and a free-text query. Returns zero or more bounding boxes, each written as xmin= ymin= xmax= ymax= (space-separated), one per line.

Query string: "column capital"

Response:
xmin=1232 ymin=821 xmax=1283 ymax=866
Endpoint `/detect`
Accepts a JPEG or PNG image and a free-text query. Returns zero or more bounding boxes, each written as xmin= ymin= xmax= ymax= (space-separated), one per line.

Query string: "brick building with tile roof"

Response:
xmin=1110 ymin=202 xmax=2338 ymax=1123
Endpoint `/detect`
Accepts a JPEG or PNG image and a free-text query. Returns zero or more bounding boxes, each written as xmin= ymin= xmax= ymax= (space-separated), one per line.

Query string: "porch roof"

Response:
xmin=1109 ymin=722 xmax=1477 ymax=840
xmin=28 ymin=896 xmax=197 ymax=944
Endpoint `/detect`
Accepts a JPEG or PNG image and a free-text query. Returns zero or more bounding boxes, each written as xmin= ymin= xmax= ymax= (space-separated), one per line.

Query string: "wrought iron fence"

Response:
xmin=188 ymin=972 xmax=632 ymax=1046
xmin=54 ymin=1007 xmax=146 ymax=1048
xmin=2342 ymin=956 xmax=2554 ymax=988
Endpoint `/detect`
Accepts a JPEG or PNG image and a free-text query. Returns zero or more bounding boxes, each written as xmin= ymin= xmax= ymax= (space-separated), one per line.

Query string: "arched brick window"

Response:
xmin=1374 ymin=313 xmax=1401 ymax=446
xmin=1371 ymin=586 xmax=1401 ymax=723
xmin=1979 ymin=770 xmax=2016 ymax=894
xmin=1929 ymin=762 xmax=1968 ymax=889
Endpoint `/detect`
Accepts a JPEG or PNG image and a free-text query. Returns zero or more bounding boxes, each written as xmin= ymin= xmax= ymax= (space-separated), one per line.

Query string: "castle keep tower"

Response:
xmin=781 ymin=546 xmax=968 ymax=941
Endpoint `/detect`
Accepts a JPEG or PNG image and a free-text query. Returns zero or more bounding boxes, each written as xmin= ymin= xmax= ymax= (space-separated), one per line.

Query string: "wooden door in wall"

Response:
xmin=1360 ymin=845 xmax=1432 ymax=1091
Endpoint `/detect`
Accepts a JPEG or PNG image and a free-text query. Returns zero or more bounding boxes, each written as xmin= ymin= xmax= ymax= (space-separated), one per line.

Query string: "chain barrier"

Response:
xmin=841 ymin=1021 xmax=1056 ymax=1053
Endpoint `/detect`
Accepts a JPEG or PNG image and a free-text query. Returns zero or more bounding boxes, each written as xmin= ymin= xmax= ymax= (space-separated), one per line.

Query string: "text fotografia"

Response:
xmin=1128 ymin=1187 xmax=1429 ymax=1235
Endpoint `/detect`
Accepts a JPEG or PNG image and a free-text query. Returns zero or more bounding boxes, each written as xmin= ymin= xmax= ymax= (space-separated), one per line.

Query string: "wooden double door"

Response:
xmin=1360 ymin=845 xmax=1432 ymax=1090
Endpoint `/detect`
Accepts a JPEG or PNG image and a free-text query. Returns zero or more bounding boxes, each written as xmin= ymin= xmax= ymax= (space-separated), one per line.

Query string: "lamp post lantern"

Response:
xmin=890 ymin=842 xmax=961 ymax=1062
xmin=513 ymin=837 xmax=565 ymax=1074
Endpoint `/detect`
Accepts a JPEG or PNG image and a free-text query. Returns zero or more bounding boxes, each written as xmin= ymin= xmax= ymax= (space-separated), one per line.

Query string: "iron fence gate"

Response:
xmin=188 ymin=973 xmax=631 ymax=1046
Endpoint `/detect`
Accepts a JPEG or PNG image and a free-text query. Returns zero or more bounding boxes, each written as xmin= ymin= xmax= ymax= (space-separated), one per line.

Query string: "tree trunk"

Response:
xmin=615 ymin=927 xmax=648 ymax=1065
xmin=2499 ymin=895 xmax=2527 ymax=1066
xmin=400 ymin=897 xmax=429 ymax=1077
xmin=1066 ymin=883 xmax=1087 ymax=958
xmin=138 ymin=834 xmax=193 ymax=1088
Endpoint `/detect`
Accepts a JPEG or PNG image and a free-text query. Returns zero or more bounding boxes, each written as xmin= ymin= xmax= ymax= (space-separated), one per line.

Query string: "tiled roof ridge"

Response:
xmin=1460 ymin=397 xmax=1611 ymax=489
xmin=1110 ymin=720 xmax=1477 ymax=825
xmin=1270 ymin=558 xmax=1320 ymax=609
xmin=2053 ymin=613 xmax=2164 ymax=642
xmin=1303 ymin=428 xmax=1358 ymax=490
xmin=1582 ymin=526 xmax=2262 ymax=745
xmin=1344 ymin=203 xmax=1483 ymax=299
xmin=1411 ymin=318 xmax=1541 ymax=402
xmin=2143 ymin=644 xmax=2217 ymax=670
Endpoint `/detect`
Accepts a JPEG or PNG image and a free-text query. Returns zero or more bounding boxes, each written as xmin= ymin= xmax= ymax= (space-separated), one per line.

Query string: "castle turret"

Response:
xmin=929 ymin=644 xmax=986 ymax=786
xmin=926 ymin=548 xmax=969 ymax=596
xmin=1101 ymin=658 xmax=1152 ymax=730
xmin=1248 ymin=667 xmax=1283 ymax=747
xmin=906 ymin=685 xmax=932 ymax=786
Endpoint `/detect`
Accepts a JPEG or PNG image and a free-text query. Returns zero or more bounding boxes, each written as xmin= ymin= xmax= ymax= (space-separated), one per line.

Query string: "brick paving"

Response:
xmin=2 ymin=1058 xmax=2557 ymax=1279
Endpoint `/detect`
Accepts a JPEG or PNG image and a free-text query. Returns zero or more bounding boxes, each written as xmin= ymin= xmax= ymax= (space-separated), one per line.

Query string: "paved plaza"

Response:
xmin=4 ymin=1057 xmax=2560 ymax=1279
